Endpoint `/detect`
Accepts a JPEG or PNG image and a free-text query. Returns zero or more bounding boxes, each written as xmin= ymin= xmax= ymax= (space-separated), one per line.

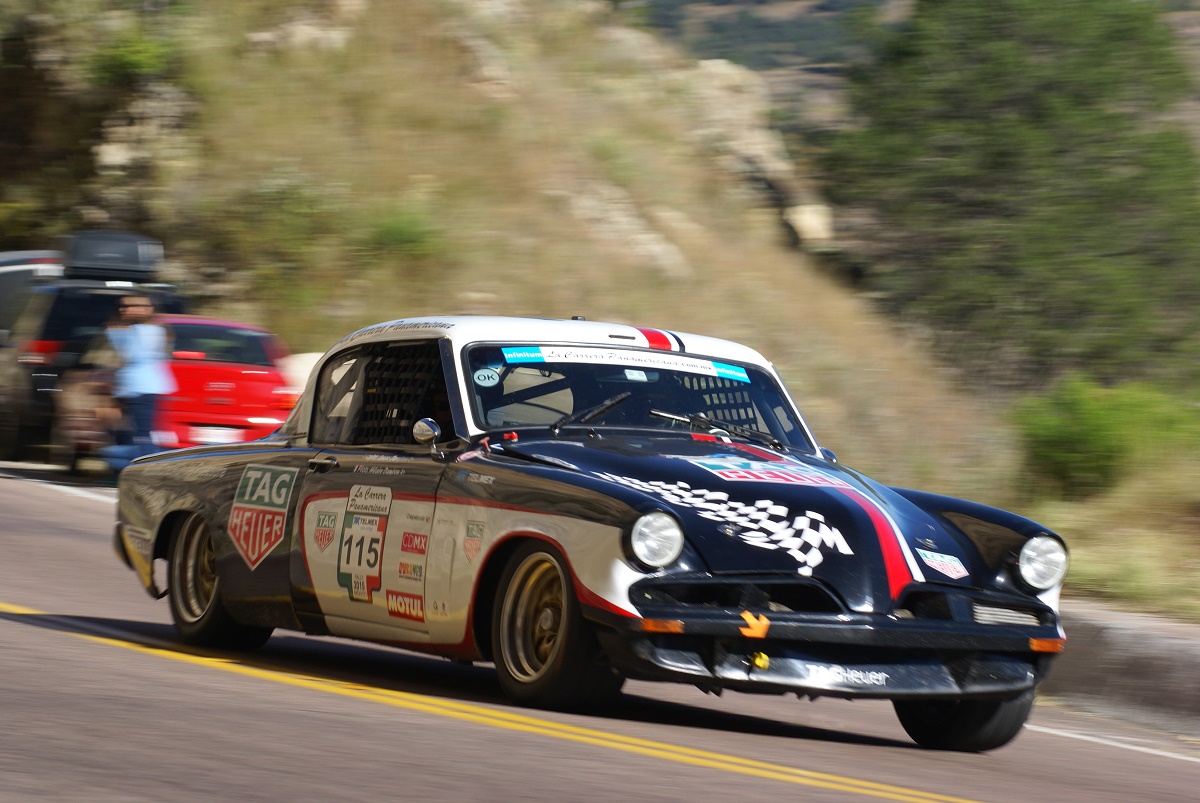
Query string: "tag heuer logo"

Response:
xmin=228 ymin=465 xmax=298 ymax=570
xmin=463 ymin=521 xmax=484 ymax=563
xmin=314 ymin=510 xmax=338 ymax=552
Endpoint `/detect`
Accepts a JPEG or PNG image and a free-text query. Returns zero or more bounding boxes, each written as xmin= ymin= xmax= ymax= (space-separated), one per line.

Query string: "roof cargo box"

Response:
xmin=63 ymin=230 xmax=163 ymax=281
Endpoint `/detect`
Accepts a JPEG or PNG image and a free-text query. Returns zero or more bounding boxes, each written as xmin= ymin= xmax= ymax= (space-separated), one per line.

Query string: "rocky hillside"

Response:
xmin=0 ymin=0 xmax=1020 ymax=501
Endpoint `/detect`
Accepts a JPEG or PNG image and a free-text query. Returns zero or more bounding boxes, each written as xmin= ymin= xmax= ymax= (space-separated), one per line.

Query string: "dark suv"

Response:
xmin=0 ymin=231 xmax=185 ymax=462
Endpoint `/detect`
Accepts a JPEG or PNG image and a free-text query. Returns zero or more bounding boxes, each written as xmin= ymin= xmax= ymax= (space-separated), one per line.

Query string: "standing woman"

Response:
xmin=101 ymin=292 xmax=177 ymax=473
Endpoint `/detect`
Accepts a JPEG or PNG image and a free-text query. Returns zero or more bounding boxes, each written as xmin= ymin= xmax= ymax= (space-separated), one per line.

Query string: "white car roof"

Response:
xmin=284 ymin=315 xmax=794 ymax=442
xmin=330 ymin=315 xmax=774 ymax=367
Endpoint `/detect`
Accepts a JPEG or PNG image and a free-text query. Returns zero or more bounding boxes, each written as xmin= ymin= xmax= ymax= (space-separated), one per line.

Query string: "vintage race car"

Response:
xmin=114 ymin=315 xmax=1068 ymax=752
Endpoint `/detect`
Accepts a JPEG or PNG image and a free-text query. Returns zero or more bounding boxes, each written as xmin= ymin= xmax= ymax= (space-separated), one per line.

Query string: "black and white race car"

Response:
xmin=115 ymin=315 xmax=1068 ymax=751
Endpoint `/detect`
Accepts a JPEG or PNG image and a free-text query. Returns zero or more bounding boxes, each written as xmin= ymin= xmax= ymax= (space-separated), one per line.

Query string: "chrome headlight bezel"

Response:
xmin=1016 ymin=534 xmax=1069 ymax=591
xmin=627 ymin=511 xmax=685 ymax=570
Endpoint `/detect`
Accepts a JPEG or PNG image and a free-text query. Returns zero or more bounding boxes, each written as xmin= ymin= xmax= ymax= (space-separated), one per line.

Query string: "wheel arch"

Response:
xmin=471 ymin=532 xmax=586 ymax=663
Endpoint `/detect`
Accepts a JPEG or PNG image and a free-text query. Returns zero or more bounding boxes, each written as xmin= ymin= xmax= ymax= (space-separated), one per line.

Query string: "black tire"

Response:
xmin=893 ymin=690 xmax=1035 ymax=752
xmin=491 ymin=542 xmax=623 ymax=709
xmin=167 ymin=512 xmax=273 ymax=650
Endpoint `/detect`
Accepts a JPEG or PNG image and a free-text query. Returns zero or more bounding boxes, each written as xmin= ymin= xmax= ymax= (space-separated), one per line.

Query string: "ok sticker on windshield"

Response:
xmin=473 ymin=367 xmax=500 ymax=387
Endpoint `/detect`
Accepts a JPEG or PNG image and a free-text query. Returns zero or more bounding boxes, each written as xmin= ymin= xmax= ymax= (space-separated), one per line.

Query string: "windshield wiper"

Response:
xmin=649 ymin=409 xmax=784 ymax=451
xmin=551 ymin=392 xmax=632 ymax=435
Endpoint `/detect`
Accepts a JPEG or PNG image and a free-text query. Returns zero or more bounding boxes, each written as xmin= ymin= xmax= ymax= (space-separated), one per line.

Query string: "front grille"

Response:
xmin=972 ymin=603 xmax=1040 ymax=627
xmin=634 ymin=579 xmax=844 ymax=615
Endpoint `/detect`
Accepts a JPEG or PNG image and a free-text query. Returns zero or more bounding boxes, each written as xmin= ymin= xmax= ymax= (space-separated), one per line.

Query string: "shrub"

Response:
xmin=1014 ymin=374 xmax=1126 ymax=498
xmin=89 ymin=31 xmax=173 ymax=88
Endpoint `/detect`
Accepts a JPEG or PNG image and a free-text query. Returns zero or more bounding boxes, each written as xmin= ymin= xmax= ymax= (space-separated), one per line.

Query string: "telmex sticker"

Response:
xmin=500 ymin=346 xmax=749 ymax=383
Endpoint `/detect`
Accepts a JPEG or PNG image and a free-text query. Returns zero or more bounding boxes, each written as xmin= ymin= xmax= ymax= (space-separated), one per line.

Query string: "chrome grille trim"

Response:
xmin=972 ymin=603 xmax=1040 ymax=627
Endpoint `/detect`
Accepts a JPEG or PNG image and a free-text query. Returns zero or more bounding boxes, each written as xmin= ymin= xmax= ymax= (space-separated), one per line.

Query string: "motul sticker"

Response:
xmin=386 ymin=590 xmax=425 ymax=622
xmin=227 ymin=465 xmax=298 ymax=570
xmin=463 ymin=521 xmax=484 ymax=563
xmin=314 ymin=511 xmax=338 ymax=552
xmin=916 ymin=548 xmax=969 ymax=579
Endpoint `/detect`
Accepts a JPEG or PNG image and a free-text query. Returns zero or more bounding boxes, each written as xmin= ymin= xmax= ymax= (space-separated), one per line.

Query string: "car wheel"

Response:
xmin=167 ymin=512 xmax=273 ymax=650
xmin=492 ymin=542 xmax=623 ymax=709
xmin=893 ymin=689 xmax=1035 ymax=752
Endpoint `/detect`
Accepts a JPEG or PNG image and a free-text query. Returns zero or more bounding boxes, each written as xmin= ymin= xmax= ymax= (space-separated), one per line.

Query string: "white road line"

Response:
xmin=1027 ymin=724 xmax=1200 ymax=764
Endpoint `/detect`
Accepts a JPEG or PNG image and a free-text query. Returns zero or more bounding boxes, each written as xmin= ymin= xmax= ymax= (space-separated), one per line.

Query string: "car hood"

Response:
xmin=499 ymin=435 xmax=977 ymax=609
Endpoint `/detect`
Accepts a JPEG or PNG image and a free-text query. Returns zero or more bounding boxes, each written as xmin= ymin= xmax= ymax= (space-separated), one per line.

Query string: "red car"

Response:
xmin=55 ymin=314 xmax=300 ymax=469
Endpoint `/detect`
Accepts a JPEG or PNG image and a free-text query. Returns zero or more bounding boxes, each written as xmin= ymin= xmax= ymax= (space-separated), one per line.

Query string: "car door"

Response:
xmin=291 ymin=340 xmax=450 ymax=644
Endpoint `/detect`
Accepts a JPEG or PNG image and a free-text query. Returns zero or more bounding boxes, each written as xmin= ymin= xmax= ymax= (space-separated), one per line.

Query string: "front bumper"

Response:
xmin=590 ymin=579 xmax=1063 ymax=700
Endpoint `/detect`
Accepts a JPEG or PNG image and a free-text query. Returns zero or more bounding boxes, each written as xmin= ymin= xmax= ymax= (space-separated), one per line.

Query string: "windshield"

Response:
xmin=463 ymin=344 xmax=813 ymax=451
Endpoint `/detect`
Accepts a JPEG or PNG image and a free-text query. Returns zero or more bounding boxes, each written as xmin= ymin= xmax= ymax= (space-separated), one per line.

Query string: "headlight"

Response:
xmin=629 ymin=512 xmax=684 ymax=569
xmin=1017 ymin=535 xmax=1069 ymax=590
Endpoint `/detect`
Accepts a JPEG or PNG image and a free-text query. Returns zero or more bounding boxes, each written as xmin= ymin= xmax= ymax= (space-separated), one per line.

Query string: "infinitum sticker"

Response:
xmin=227 ymin=465 xmax=298 ymax=570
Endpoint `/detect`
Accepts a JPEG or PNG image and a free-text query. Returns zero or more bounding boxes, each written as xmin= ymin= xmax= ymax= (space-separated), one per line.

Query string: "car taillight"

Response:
xmin=271 ymin=386 xmax=301 ymax=410
xmin=18 ymin=340 xmax=63 ymax=366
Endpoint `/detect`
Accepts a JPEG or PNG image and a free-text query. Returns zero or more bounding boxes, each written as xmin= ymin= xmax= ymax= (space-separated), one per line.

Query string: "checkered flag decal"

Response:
xmin=596 ymin=473 xmax=853 ymax=575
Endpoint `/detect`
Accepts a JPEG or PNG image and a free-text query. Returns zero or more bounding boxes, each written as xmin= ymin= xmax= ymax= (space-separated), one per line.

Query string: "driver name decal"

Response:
xmin=227 ymin=464 xmax=298 ymax=570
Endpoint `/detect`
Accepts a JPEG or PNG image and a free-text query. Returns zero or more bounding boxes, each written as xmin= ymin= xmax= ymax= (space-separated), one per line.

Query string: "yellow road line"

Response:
xmin=0 ymin=601 xmax=982 ymax=803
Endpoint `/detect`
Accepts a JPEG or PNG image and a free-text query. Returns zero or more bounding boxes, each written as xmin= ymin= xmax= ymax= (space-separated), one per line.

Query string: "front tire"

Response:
xmin=893 ymin=690 xmax=1035 ymax=752
xmin=167 ymin=513 xmax=273 ymax=650
xmin=491 ymin=542 xmax=623 ymax=709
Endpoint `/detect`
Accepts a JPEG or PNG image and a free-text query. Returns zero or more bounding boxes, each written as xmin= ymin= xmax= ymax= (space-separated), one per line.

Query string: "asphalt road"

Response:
xmin=1 ymin=463 xmax=1198 ymax=802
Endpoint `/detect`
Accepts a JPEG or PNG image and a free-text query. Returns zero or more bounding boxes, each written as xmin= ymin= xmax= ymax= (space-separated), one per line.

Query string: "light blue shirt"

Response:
xmin=107 ymin=323 xmax=177 ymax=398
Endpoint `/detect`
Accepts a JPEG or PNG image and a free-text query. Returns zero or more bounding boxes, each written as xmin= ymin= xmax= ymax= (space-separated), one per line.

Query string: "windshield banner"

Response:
xmin=500 ymin=346 xmax=749 ymax=383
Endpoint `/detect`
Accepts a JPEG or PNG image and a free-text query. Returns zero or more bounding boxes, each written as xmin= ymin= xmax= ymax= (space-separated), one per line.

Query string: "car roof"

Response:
xmin=331 ymin=315 xmax=772 ymax=367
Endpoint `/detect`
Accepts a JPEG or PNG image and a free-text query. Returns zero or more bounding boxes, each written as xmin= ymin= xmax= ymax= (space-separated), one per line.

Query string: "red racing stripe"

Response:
xmin=636 ymin=327 xmax=674 ymax=351
xmin=842 ymin=488 xmax=915 ymax=600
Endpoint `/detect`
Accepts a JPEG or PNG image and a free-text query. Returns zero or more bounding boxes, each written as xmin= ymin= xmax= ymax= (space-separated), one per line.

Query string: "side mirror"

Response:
xmin=820 ymin=447 xmax=838 ymax=463
xmin=413 ymin=417 xmax=443 ymax=457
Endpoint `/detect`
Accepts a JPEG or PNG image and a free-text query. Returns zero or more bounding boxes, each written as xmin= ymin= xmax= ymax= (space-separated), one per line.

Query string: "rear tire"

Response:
xmin=893 ymin=690 xmax=1035 ymax=752
xmin=492 ymin=542 xmax=623 ymax=709
xmin=167 ymin=512 xmax=273 ymax=650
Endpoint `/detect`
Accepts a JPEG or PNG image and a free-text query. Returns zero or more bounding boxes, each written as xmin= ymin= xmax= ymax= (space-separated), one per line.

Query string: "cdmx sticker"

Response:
xmin=227 ymin=465 xmax=299 ymax=570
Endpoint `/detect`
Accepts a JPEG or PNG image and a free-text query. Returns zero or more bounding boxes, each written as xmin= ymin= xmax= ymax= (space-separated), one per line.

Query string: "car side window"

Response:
xmin=311 ymin=349 xmax=364 ymax=445
xmin=311 ymin=341 xmax=449 ymax=447
xmin=353 ymin=340 xmax=446 ymax=445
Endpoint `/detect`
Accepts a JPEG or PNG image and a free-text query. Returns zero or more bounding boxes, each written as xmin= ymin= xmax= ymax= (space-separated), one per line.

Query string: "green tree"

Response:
xmin=822 ymin=0 xmax=1200 ymax=387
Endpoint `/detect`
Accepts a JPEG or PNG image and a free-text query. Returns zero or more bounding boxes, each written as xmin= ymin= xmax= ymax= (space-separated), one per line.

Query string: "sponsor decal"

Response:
xmin=916 ymin=548 xmax=969 ymax=580
xmin=498 ymin=346 xmax=748 ymax=382
xmin=337 ymin=512 xmax=386 ymax=602
xmin=348 ymin=484 xmax=391 ymax=516
xmin=463 ymin=521 xmax=484 ymax=563
xmin=314 ymin=511 xmax=338 ymax=552
xmin=804 ymin=664 xmax=889 ymax=687
xmin=401 ymin=531 xmax=429 ymax=555
xmin=397 ymin=561 xmax=424 ymax=581
xmin=594 ymin=473 xmax=853 ymax=575
xmin=227 ymin=465 xmax=298 ymax=570
xmin=689 ymin=456 xmax=852 ymax=488
xmin=386 ymin=590 xmax=425 ymax=622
